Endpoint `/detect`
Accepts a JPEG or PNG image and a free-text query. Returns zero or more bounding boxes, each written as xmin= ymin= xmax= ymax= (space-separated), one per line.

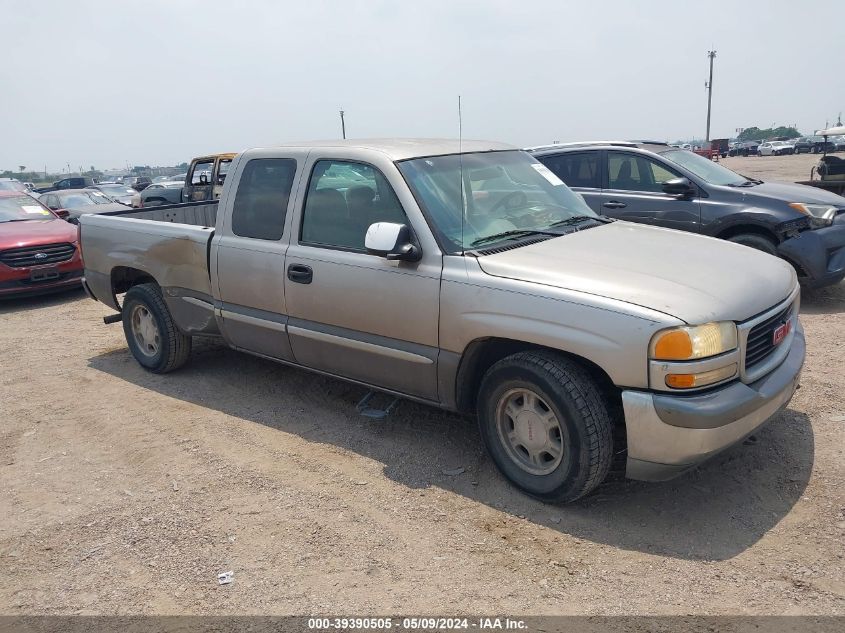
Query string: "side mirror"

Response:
xmin=365 ymin=222 xmax=421 ymax=262
xmin=54 ymin=208 xmax=70 ymax=220
xmin=662 ymin=177 xmax=696 ymax=198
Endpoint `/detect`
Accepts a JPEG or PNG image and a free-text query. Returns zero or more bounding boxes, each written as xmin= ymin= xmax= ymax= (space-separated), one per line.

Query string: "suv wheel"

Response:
xmin=477 ymin=351 xmax=613 ymax=503
xmin=727 ymin=233 xmax=777 ymax=256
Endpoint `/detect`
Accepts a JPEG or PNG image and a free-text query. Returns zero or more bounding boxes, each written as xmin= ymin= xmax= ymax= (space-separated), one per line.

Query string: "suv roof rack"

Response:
xmin=526 ymin=141 xmax=638 ymax=151
xmin=627 ymin=140 xmax=670 ymax=146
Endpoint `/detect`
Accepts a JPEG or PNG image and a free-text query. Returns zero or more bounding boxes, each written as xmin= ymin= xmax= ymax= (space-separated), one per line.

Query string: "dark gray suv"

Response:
xmin=530 ymin=141 xmax=845 ymax=288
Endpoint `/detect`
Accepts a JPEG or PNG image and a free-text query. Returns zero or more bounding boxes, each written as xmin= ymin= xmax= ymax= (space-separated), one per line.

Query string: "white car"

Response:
xmin=758 ymin=141 xmax=794 ymax=156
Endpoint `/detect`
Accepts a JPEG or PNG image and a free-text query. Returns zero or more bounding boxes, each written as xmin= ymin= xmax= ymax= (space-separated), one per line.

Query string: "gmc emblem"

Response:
xmin=772 ymin=320 xmax=791 ymax=346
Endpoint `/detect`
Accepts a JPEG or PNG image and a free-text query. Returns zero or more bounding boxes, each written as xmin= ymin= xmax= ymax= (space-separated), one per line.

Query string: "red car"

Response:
xmin=0 ymin=192 xmax=84 ymax=298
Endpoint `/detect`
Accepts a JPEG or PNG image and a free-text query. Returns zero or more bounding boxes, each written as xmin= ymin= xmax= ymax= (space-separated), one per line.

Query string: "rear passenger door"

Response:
xmin=283 ymin=157 xmax=442 ymax=400
xmin=536 ymin=151 xmax=603 ymax=214
xmin=601 ymin=151 xmax=701 ymax=231
xmin=212 ymin=155 xmax=303 ymax=360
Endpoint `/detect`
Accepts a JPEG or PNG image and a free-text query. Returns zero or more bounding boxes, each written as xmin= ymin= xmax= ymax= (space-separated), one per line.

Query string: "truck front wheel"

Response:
xmin=477 ymin=351 xmax=613 ymax=503
xmin=122 ymin=283 xmax=192 ymax=373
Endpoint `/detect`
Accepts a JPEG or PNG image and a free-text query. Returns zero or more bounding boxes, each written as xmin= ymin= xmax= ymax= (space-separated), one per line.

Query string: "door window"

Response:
xmin=607 ymin=153 xmax=681 ymax=192
xmin=539 ymin=152 xmax=600 ymax=189
xmin=230 ymin=158 xmax=297 ymax=240
xmin=300 ymin=160 xmax=408 ymax=250
xmin=190 ymin=161 xmax=214 ymax=186
xmin=216 ymin=159 xmax=231 ymax=185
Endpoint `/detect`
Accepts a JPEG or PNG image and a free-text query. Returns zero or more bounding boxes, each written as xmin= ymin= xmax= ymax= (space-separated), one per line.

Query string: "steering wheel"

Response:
xmin=489 ymin=191 xmax=528 ymax=215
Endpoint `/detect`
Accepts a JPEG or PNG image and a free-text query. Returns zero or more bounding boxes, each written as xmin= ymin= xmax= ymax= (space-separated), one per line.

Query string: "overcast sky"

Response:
xmin=2 ymin=0 xmax=843 ymax=172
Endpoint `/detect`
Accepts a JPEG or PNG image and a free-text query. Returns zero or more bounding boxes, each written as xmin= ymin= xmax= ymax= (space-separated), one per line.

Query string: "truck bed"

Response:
xmin=79 ymin=201 xmax=218 ymax=316
xmin=99 ymin=200 xmax=218 ymax=227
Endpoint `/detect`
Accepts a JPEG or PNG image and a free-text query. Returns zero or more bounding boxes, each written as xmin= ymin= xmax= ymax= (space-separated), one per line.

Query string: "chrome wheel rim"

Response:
xmin=130 ymin=305 xmax=160 ymax=358
xmin=495 ymin=388 xmax=564 ymax=475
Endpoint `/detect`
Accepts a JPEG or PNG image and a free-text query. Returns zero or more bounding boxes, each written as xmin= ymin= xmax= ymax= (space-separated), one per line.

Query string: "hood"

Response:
xmin=476 ymin=222 xmax=796 ymax=324
xmin=744 ymin=180 xmax=845 ymax=206
xmin=0 ymin=218 xmax=78 ymax=249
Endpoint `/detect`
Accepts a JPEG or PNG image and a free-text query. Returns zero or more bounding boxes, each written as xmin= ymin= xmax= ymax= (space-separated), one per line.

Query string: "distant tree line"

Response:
xmin=737 ymin=126 xmax=801 ymax=141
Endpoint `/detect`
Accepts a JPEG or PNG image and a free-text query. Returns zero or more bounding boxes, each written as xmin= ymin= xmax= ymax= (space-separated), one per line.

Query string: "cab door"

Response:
xmin=283 ymin=156 xmax=442 ymax=400
xmin=600 ymin=151 xmax=701 ymax=231
xmin=211 ymin=153 xmax=305 ymax=360
xmin=185 ymin=158 xmax=214 ymax=202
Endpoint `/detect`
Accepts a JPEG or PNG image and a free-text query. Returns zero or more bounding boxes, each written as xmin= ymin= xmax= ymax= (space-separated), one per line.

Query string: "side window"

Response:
xmin=190 ymin=161 xmax=213 ymax=186
xmin=540 ymin=152 xmax=600 ymax=188
xmin=216 ymin=159 xmax=231 ymax=185
xmin=230 ymin=158 xmax=297 ymax=241
xmin=607 ymin=154 xmax=642 ymax=190
xmin=300 ymin=160 xmax=408 ymax=251
xmin=607 ymin=154 xmax=680 ymax=192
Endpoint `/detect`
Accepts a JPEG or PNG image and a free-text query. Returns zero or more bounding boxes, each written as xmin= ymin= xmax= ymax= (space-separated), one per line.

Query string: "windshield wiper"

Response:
xmin=548 ymin=215 xmax=609 ymax=228
xmin=469 ymin=229 xmax=561 ymax=247
xmin=727 ymin=178 xmax=763 ymax=187
xmin=1 ymin=218 xmax=36 ymax=223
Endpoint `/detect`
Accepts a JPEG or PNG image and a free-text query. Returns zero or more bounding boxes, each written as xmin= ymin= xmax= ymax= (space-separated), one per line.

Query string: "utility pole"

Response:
xmin=339 ymin=109 xmax=346 ymax=139
xmin=705 ymin=50 xmax=716 ymax=142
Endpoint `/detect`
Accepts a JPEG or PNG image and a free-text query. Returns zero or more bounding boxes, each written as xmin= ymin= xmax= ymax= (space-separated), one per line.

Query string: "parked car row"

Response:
xmin=728 ymin=136 xmax=845 ymax=157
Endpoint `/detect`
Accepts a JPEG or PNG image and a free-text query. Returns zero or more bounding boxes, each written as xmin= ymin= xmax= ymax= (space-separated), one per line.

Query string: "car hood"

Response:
xmin=476 ymin=221 xmax=796 ymax=324
xmin=743 ymin=180 xmax=845 ymax=206
xmin=0 ymin=218 xmax=77 ymax=249
xmin=67 ymin=203 xmax=130 ymax=217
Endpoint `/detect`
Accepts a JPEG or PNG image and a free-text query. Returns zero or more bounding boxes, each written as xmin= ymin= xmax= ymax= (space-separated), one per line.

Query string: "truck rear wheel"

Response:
xmin=476 ymin=351 xmax=613 ymax=503
xmin=122 ymin=283 xmax=191 ymax=373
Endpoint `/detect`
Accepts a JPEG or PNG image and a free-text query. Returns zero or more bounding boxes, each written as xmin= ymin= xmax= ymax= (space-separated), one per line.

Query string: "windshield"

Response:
xmin=398 ymin=151 xmax=598 ymax=253
xmin=0 ymin=195 xmax=53 ymax=222
xmin=659 ymin=149 xmax=747 ymax=186
xmin=0 ymin=180 xmax=28 ymax=192
xmin=58 ymin=191 xmax=113 ymax=208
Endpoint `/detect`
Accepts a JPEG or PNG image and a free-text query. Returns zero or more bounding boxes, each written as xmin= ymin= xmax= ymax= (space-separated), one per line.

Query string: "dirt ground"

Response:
xmin=1 ymin=154 xmax=844 ymax=616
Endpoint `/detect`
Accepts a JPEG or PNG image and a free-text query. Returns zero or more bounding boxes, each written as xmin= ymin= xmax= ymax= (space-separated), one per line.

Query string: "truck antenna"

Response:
xmin=459 ymin=95 xmax=465 ymax=255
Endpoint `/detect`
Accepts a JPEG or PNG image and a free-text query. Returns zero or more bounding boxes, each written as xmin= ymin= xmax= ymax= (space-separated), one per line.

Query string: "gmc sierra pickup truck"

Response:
xmin=79 ymin=139 xmax=805 ymax=502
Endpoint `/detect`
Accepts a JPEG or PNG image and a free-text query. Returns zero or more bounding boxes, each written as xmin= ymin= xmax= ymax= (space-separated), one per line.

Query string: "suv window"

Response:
xmin=191 ymin=161 xmax=214 ymax=186
xmin=230 ymin=158 xmax=297 ymax=240
xmin=301 ymin=160 xmax=407 ymax=250
xmin=540 ymin=152 xmax=600 ymax=189
xmin=607 ymin=153 xmax=681 ymax=193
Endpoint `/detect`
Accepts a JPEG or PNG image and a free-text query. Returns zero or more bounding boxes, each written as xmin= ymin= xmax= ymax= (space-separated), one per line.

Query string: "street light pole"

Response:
xmin=339 ymin=109 xmax=346 ymax=139
xmin=705 ymin=50 xmax=716 ymax=142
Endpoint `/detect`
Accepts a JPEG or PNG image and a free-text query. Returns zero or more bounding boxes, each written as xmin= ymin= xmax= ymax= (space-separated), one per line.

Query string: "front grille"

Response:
xmin=0 ymin=243 xmax=75 ymax=268
xmin=745 ymin=304 xmax=792 ymax=369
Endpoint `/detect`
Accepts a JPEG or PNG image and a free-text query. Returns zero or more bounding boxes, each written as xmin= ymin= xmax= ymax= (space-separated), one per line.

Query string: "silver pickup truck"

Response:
xmin=79 ymin=139 xmax=805 ymax=502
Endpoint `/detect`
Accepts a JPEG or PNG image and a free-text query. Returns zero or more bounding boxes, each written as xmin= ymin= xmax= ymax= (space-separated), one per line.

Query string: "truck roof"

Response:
xmin=254 ymin=138 xmax=515 ymax=161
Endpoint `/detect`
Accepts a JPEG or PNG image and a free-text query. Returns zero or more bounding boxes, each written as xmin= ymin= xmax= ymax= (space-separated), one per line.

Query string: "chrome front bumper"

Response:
xmin=622 ymin=323 xmax=805 ymax=481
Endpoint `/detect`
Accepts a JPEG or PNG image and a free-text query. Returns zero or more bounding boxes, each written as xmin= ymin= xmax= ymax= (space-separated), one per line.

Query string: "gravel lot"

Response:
xmin=1 ymin=153 xmax=843 ymax=616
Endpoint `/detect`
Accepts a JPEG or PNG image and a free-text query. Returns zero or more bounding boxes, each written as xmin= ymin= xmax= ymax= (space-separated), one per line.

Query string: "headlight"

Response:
xmin=649 ymin=322 xmax=738 ymax=361
xmin=789 ymin=203 xmax=837 ymax=228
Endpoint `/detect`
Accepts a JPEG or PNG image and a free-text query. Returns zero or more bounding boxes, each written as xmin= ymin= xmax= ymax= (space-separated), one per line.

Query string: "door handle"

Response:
xmin=287 ymin=263 xmax=313 ymax=284
xmin=602 ymin=201 xmax=627 ymax=209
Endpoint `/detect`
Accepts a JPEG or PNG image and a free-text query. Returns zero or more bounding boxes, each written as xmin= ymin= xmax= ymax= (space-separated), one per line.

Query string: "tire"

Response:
xmin=476 ymin=351 xmax=613 ymax=503
xmin=757 ymin=151 xmax=762 ymax=157
xmin=727 ymin=233 xmax=778 ymax=256
xmin=122 ymin=282 xmax=191 ymax=373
